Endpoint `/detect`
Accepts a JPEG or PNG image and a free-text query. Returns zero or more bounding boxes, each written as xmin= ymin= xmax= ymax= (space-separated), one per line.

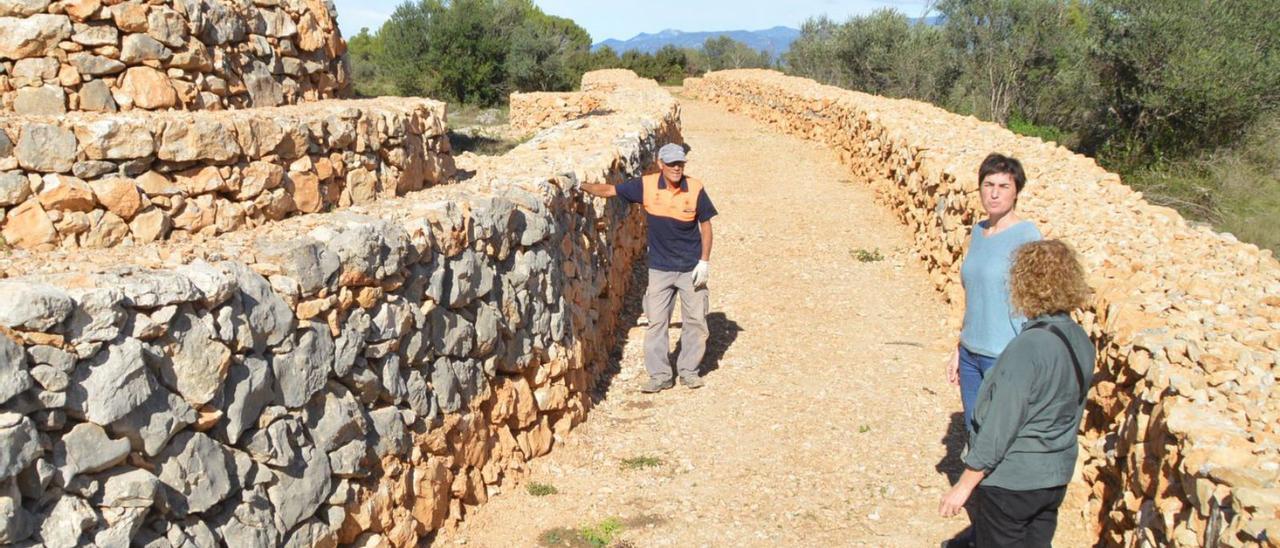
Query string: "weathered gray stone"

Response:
xmin=266 ymin=443 xmax=330 ymax=532
xmin=15 ymin=123 xmax=74 ymax=173
xmin=167 ymin=517 xmax=217 ymax=548
xmin=369 ymin=300 xmax=413 ymax=342
xmin=379 ymin=355 xmax=406 ymax=404
xmin=282 ymin=517 xmax=335 ymax=548
xmin=13 ymin=85 xmax=65 ymax=116
xmin=117 ymin=269 xmax=202 ymax=308
xmin=243 ymin=416 xmax=302 ymax=468
xmin=442 ymin=249 xmax=496 ymax=308
xmin=0 ymin=0 xmax=50 ymax=16
xmin=243 ymin=60 xmax=281 ymax=107
xmin=332 ymin=325 xmax=363 ymax=378
xmin=218 ymin=354 xmax=273 ymax=445
xmin=110 ymin=386 xmax=195 ymax=457
xmin=405 ymin=370 xmax=437 ymax=422
xmin=158 ymin=117 xmax=240 ymax=163
xmin=70 ymin=22 xmax=117 ymax=46
xmin=303 ymin=383 xmax=364 ymax=452
xmin=72 ymin=160 xmax=117 ymax=179
xmin=0 ymin=15 xmax=71 ymax=59
xmin=39 ymin=494 xmax=95 ymax=548
xmin=195 ymin=0 xmax=246 ymax=44
xmin=78 ymin=79 xmax=118 ymax=112
xmin=328 ymin=221 xmax=411 ymax=285
xmin=155 ymin=431 xmax=233 ymax=515
xmin=146 ymin=7 xmax=187 ymax=47
xmin=0 ymin=172 xmax=29 ymax=206
xmin=68 ymin=338 xmax=157 ymax=425
xmin=272 ymin=321 xmax=333 ymax=408
xmin=428 ymin=305 xmax=475 ymax=357
xmin=258 ymin=239 xmax=340 ymax=297
xmin=0 ymin=479 xmax=32 ymax=544
xmin=0 ymin=336 xmax=31 ymax=405
xmin=226 ymin=262 xmax=295 ymax=350
xmin=93 ymin=506 xmax=148 ymax=547
xmin=327 ymin=440 xmax=366 ymax=478
xmin=66 ymin=286 xmax=127 ymax=343
xmin=29 ymin=364 xmax=67 ymax=392
xmin=0 ymin=413 xmax=39 ymax=482
xmin=368 ymin=406 xmax=409 ymax=458
xmin=474 ymin=302 xmax=501 ymax=357
xmin=449 ymin=357 xmax=486 ymax=404
xmin=55 ymin=422 xmax=131 ymax=483
xmin=0 ymin=280 xmax=73 ymax=331
xmin=120 ymin=33 xmax=172 ymax=64
xmin=0 ymin=131 xmax=10 ymax=158
xmin=217 ymin=486 xmax=278 ymax=547
xmin=156 ymin=307 xmax=232 ymax=406
xmin=14 ymin=456 xmax=51 ymax=497
xmin=67 ymin=52 xmax=125 ymax=76
xmin=10 ymin=57 xmax=58 ymax=87
xmin=98 ymin=467 xmax=160 ymax=508
xmin=430 ymin=356 xmax=462 ymax=413
xmin=75 ymin=119 xmax=155 ymax=160
xmin=173 ymin=260 xmax=236 ymax=307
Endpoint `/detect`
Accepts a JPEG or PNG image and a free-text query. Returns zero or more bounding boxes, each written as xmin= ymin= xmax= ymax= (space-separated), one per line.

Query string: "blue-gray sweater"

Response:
xmin=959 ymin=220 xmax=1042 ymax=357
xmin=963 ymin=313 xmax=1096 ymax=490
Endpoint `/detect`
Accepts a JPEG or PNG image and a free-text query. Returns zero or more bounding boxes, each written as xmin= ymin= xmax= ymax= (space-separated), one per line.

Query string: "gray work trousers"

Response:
xmin=643 ymin=268 xmax=709 ymax=382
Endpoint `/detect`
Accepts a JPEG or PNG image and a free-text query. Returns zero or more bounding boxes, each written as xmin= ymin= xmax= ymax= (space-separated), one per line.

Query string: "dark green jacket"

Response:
xmin=963 ymin=313 xmax=1096 ymax=491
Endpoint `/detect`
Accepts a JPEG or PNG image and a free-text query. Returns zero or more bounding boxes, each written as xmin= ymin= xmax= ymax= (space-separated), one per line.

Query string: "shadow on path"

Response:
xmin=935 ymin=412 xmax=968 ymax=484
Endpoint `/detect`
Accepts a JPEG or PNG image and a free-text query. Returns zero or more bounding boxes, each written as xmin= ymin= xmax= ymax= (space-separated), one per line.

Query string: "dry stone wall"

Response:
xmin=0 ymin=0 xmax=349 ymax=114
xmin=508 ymin=91 xmax=603 ymax=135
xmin=0 ymin=98 xmax=454 ymax=250
xmin=687 ymin=70 xmax=1280 ymax=547
xmin=0 ymin=69 xmax=677 ymax=546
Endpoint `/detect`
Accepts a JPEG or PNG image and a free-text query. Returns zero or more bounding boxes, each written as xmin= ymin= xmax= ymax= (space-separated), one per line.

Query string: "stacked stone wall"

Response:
xmin=0 ymin=98 xmax=454 ymax=250
xmin=0 ymin=0 xmax=349 ymax=115
xmin=0 ymin=69 xmax=676 ymax=546
xmin=687 ymin=70 xmax=1280 ymax=547
xmin=508 ymin=91 xmax=603 ymax=135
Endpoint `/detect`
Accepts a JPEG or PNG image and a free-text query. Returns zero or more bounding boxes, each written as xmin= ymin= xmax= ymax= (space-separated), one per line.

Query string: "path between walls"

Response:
xmin=431 ymin=95 xmax=1092 ymax=547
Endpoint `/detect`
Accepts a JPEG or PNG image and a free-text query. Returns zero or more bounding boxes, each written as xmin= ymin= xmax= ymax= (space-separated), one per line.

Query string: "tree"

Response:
xmin=1084 ymin=0 xmax=1280 ymax=165
xmin=505 ymin=12 xmax=592 ymax=92
xmin=702 ymin=36 xmax=771 ymax=71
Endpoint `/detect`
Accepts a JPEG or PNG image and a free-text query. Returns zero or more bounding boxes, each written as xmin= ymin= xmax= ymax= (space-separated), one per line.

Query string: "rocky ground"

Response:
xmin=432 ymin=94 xmax=1092 ymax=546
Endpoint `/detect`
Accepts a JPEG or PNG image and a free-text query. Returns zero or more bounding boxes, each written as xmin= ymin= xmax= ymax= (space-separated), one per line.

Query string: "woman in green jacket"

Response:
xmin=938 ymin=240 xmax=1095 ymax=547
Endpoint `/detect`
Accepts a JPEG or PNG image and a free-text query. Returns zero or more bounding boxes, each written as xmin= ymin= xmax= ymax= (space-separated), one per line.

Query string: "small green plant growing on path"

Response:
xmin=579 ymin=517 xmax=624 ymax=547
xmin=619 ymin=456 xmax=662 ymax=470
xmin=851 ymin=248 xmax=884 ymax=262
xmin=527 ymin=482 xmax=558 ymax=496
xmin=858 ymin=424 xmax=871 ymax=433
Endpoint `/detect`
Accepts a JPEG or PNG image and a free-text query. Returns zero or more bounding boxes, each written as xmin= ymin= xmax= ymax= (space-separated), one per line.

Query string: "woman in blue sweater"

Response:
xmin=945 ymin=153 xmax=1042 ymax=435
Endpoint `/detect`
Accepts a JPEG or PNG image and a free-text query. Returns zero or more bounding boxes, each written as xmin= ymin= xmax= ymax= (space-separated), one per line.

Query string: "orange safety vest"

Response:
xmin=641 ymin=173 xmax=704 ymax=222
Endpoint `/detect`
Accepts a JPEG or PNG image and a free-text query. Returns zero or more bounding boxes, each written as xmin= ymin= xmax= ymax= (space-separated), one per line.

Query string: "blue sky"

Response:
xmin=333 ymin=0 xmax=933 ymax=42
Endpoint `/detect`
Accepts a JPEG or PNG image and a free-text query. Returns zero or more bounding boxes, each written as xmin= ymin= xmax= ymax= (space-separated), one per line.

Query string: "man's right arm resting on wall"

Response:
xmin=579 ymin=183 xmax=617 ymax=197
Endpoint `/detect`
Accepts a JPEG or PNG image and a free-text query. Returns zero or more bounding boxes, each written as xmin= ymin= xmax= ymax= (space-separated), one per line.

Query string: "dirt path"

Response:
xmin=434 ymin=95 xmax=1089 ymax=547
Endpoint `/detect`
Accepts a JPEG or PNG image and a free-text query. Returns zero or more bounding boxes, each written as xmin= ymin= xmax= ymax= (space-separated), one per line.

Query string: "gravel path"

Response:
xmin=433 ymin=94 xmax=1090 ymax=547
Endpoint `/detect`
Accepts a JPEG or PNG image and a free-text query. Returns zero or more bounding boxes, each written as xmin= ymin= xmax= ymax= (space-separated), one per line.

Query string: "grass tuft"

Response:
xmin=527 ymin=482 xmax=559 ymax=496
xmin=579 ymin=517 xmax=624 ymax=548
xmin=851 ymin=248 xmax=884 ymax=262
xmin=619 ymin=456 xmax=663 ymax=470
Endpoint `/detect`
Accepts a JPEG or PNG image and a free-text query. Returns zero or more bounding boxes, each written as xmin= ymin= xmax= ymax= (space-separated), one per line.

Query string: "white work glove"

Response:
xmin=692 ymin=260 xmax=710 ymax=288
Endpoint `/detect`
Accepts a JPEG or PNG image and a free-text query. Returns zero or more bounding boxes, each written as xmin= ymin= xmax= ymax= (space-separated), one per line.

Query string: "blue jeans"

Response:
xmin=959 ymin=345 xmax=998 ymax=435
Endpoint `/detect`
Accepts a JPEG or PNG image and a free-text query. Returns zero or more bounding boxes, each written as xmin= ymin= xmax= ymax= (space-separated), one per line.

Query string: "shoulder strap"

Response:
xmin=1025 ymin=321 xmax=1088 ymax=405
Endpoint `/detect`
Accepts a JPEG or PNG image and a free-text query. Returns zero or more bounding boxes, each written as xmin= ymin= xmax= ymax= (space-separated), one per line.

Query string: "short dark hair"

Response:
xmin=978 ymin=153 xmax=1027 ymax=193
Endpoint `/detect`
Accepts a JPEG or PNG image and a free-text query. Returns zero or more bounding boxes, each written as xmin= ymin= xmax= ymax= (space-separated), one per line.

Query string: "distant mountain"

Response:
xmin=593 ymin=26 xmax=801 ymax=58
xmin=592 ymin=17 xmax=943 ymax=57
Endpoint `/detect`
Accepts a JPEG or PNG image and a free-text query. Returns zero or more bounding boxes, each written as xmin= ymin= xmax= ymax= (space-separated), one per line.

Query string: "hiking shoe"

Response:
xmin=640 ymin=378 xmax=674 ymax=393
xmin=679 ymin=375 xmax=704 ymax=389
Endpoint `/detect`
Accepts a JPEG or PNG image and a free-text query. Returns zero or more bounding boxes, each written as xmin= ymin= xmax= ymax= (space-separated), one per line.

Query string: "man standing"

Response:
xmin=581 ymin=143 xmax=718 ymax=392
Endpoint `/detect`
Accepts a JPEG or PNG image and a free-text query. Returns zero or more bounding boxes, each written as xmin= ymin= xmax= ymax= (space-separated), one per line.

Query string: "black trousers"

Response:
xmin=972 ymin=484 xmax=1067 ymax=547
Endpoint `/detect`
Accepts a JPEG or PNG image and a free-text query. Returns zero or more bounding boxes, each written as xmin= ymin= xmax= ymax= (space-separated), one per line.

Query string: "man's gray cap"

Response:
xmin=657 ymin=143 xmax=687 ymax=164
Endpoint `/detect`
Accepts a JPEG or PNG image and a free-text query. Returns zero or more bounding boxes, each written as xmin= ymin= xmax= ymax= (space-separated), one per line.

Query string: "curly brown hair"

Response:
xmin=1010 ymin=240 xmax=1091 ymax=318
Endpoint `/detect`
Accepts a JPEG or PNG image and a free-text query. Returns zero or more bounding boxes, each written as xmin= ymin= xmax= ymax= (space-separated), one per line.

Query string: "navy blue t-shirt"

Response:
xmin=616 ymin=175 xmax=718 ymax=272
